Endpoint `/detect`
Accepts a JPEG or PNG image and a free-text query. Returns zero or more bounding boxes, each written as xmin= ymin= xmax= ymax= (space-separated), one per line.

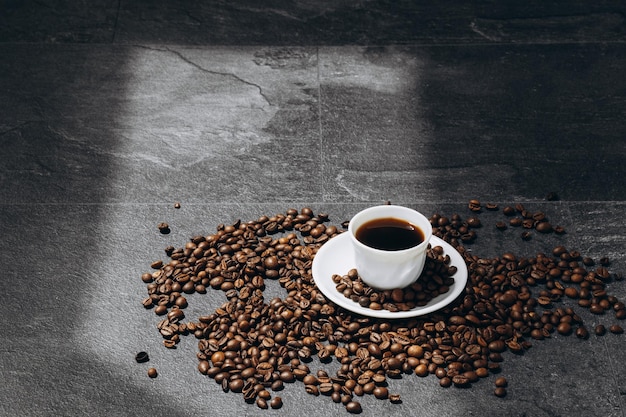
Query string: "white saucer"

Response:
xmin=311 ymin=233 xmax=468 ymax=319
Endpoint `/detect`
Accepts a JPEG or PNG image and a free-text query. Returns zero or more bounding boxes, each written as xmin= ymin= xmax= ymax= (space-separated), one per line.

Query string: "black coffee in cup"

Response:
xmin=355 ymin=217 xmax=424 ymax=251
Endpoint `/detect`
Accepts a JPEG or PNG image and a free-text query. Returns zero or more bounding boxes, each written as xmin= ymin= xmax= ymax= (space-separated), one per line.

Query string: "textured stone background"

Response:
xmin=1 ymin=2 xmax=625 ymax=416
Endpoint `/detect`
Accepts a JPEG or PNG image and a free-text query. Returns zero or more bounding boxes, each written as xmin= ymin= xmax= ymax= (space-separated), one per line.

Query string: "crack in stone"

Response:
xmin=469 ymin=20 xmax=502 ymax=42
xmin=235 ymin=6 xmax=307 ymax=22
xmin=163 ymin=46 xmax=273 ymax=106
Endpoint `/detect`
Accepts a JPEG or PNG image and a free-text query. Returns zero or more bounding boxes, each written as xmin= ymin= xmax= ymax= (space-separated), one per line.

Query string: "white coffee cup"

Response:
xmin=347 ymin=205 xmax=432 ymax=290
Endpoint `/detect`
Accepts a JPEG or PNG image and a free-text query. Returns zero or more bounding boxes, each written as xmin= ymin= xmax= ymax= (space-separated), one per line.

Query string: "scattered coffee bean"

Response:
xmin=389 ymin=394 xmax=402 ymax=404
xmin=174 ymin=202 xmax=181 ymax=209
xmin=135 ymin=351 xmax=149 ymax=363
xmin=503 ymin=206 xmax=516 ymax=216
xmin=468 ymin=199 xmax=481 ymax=212
xmin=157 ymin=222 xmax=170 ymax=234
xmin=495 ymin=377 xmax=508 ymax=387
xmin=147 ymin=368 xmax=158 ymax=378
xmin=609 ymin=325 xmax=624 ymax=334
xmin=467 ymin=217 xmax=481 ymax=228
xmin=575 ymin=326 xmax=589 ymax=339
xmin=346 ymin=401 xmax=362 ymax=414
xmin=494 ymin=387 xmax=507 ymax=397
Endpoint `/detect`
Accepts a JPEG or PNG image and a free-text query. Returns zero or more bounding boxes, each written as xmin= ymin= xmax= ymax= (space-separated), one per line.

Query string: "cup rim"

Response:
xmin=348 ymin=205 xmax=433 ymax=254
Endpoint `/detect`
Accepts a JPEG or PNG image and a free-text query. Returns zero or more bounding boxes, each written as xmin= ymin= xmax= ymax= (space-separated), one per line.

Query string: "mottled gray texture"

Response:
xmin=1 ymin=2 xmax=626 ymax=417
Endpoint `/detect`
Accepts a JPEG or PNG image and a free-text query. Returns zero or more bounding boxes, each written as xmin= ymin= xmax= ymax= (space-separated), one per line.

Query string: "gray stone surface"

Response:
xmin=1 ymin=2 xmax=626 ymax=417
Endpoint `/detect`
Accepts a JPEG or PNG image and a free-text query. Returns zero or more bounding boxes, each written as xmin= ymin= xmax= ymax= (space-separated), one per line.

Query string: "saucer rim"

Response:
xmin=311 ymin=233 xmax=468 ymax=319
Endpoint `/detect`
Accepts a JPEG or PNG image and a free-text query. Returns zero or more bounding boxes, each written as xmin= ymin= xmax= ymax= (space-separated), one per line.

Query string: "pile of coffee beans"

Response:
xmin=140 ymin=205 xmax=624 ymax=414
xmin=333 ymin=245 xmax=456 ymax=312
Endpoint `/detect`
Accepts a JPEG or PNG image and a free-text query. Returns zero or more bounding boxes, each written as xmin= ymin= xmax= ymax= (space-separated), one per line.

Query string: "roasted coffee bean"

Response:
xmin=468 ymin=199 xmax=481 ymax=212
xmin=135 ymin=351 xmax=149 ymax=363
xmin=243 ymin=387 xmax=257 ymax=403
xmin=535 ymin=222 xmax=553 ymax=233
xmin=319 ymin=382 xmax=334 ymax=395
xmin=575 ymin=326 xmax=589 ymax=339
xmin=271 ymin=380 xmax=284 ymax=391
xmin=157 ymin=222 xmax=170 ymax=234
xmin=590 ymin=304 xmax=605 ymax=315
xmin=270 ymin=396 xmax=283 ymax=409
xmin=502 ymin=206 xmax=516 ymax=215
xmin=494 ymin=387 xmax=507 ymax=397
xmin=452 ymin=375 xmax=470 ymax=387
xmin=256 ymin=398 xmax=268 ymax=409
xmin=557 ymin=322 xmax=572 ymax=335
xmin=147 ymin=368 xmax=158 ymax=378
xmin=373 ymin=386 xmax=389 ymax=399
xmin=494 ymin=377 xmax=507 ymax=387
xmin=346 ymin=401 xmax=362 ymax=414
xmin=229 ymin=379 xmax=244 ymax=393
xmin=467 ymin=217 xmax=481 ymax=228
xmin=258 ymin=389 xmax=271 ymax=400
xmin=609 ymin=325 xmax=624 ymax=334
xmin=488 ymin=340 xmax=506 ymax=353
xmin=197 ymin=360 xmax=210 ymax=374
xmin=415 ymin=364 xmax=429 ymax=377
xmin=389 ymin=394 xmax=402 ymax=404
